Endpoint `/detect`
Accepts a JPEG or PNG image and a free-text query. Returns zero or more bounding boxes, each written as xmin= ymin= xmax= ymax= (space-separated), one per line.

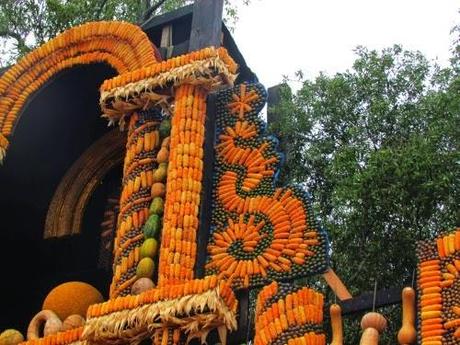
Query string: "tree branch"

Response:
xmin=142 ymin=0 xmax=168 ymax=22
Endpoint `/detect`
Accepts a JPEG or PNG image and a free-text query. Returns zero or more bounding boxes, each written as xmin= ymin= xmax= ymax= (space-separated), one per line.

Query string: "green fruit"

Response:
xmin=159 ymin=119 xmax=171 ymax=138
xmin=149 ymin=197 xmax=164 ymax=215
xmin=143 ymin=214 xmax=161 ymax=238
xmin=140 ymin=238 xmax=159 ymax=258
xmin=136 ymin=257 xmax=155 ymax=278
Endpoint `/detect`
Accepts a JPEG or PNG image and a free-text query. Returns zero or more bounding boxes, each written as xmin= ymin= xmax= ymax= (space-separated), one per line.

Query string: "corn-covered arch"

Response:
xmin=0 ymin=21 xmax=161 ymax=161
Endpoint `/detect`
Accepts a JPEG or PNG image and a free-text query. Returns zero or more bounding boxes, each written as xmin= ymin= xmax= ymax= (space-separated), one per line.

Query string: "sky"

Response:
xmin=232 ymin=0 xmax=460 ymax=88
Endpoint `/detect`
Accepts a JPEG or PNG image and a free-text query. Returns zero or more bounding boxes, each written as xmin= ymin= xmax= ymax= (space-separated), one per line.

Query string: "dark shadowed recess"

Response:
xmin=0 ymin=63 xmax=122 ymax=332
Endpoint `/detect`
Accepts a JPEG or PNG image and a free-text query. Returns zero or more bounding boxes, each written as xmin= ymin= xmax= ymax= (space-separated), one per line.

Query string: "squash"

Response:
xmin=330 ymin=304 xmax=343 ymax=345
xmin=61 ymin=314 xmax=85 ymax=331
xmin=151 ymin=182 xmax=166 ymax=198
xmin=149 ymin=197 xmax=164 ymax=215
xmin=159 ymin=119 xmax=171 ymax=138
xmin=136 ymin=257 xmax=155 ymax=278
xmin=359 ymin=327 xmax=379 ymax=345
xmin=131 ymin=277 xmax=155 ymax=295
xmin=156 ymin=147 xmax=169 ymax=164
xmin=0 ymin=329 xmax=24 ymax=345
xmin=140 ymin=238 xmax=159 ymax=258
xmin=397 ymin=287 xmax=416 ymax=345
xmin=143 ymin=214 xmax=161 ymax=238
xmin=361 ymin=312 xmax=387 ymax=333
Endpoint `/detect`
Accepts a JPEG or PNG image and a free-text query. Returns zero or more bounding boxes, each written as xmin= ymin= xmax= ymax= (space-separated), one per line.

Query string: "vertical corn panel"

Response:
xmin=110 ymin=112 xmax=160 ymax=297
xmin=158 ymin=85 xmax=207 ymax=286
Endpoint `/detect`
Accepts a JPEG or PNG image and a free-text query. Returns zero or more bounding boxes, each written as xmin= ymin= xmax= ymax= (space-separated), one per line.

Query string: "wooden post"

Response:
xmin=189 ymin=0 xmax=224 ymax=51
xmin=267 ymin=84 xmax=283 ymax=126
xmin=340 ymin=286 xmax=402 ymax=315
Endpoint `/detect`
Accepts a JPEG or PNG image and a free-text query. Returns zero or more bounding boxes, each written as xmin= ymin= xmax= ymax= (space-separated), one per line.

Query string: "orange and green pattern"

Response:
xmin=110 ymin=112 xmax=162 ymax=297
xmin=254 ymin=281 xmax=325 ymax=345
xmin=416 ymin=227 xmax=460 ymax=345
xmin=205 ymin=83 xmax=329 ymax=289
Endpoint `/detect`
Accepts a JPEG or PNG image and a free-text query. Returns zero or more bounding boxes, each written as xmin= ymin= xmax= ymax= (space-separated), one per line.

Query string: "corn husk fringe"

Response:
xmin=100 ymin=56 xmax=237 ymax=123
xmin=82 ymin=287 xmax=237 ymax=345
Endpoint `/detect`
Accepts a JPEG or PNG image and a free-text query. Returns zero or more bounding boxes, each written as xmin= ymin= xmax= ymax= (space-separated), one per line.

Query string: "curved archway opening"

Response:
xmin=0 ymin=63 xmax=121 ymax=332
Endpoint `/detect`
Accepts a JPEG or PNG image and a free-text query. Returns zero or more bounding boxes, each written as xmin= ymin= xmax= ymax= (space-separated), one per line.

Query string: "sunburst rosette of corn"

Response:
xmin=99 ymin=47 xmax=238 ymax=123
xmin=416 ymin=227 xmax=460 ymax=345
xmin=254 ymin=281 xmax=325 ymax=345
xmin=82 ymin=276 xmax=237 ymax=345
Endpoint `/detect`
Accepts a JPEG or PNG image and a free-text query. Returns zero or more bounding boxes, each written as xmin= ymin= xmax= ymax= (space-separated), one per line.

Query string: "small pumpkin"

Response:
xmin=361 ymin=312 xmax=387 ymax=333
xmin=61 ymin=314 xmax=85 ymax=331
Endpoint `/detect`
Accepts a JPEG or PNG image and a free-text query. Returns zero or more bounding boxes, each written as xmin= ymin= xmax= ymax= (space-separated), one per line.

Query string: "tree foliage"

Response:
xmin=0 ymin=0 xmax=247 ymax=66
xmin=271 ymin=43 xmax=459 ymax=343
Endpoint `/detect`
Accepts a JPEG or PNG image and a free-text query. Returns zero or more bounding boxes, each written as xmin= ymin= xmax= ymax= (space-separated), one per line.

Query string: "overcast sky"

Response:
xmin=233 ymin=0 xmax=459 ymax=88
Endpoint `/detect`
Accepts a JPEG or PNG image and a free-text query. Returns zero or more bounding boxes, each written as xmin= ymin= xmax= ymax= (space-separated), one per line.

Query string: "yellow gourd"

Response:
xmin=330 ymin=304 xmax=343 ymax=345
xmin=397 ymin=287 xmax=417 ymax=345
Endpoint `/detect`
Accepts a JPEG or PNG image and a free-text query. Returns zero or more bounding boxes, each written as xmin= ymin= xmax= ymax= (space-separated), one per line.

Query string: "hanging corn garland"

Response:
xmin=416 ymin=227 xmax=460 ymax=345
xmin=254 ymin=281 xmax=325 ymax=345
xmin=0 ymin=21 xmax=160 ymax=162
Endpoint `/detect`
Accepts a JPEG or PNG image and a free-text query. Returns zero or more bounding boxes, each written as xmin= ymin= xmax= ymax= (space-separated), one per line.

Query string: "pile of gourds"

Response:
xmin=206 ymin=82 xmax=329 ymax=289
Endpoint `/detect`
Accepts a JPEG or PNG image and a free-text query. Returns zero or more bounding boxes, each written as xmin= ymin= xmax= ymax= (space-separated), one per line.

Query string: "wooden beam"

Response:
xmin=340 ymin=286 xmax=402 ymax=315
xmin=189 ymin=0 xmax=224 ymax=51
xmin=267 ymin=84 xmax=283 ymax=125
xmin=141 ymin=4 xmax=193 ymax=30
xmin=322 ymin=268 xmax=353 ymax=301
